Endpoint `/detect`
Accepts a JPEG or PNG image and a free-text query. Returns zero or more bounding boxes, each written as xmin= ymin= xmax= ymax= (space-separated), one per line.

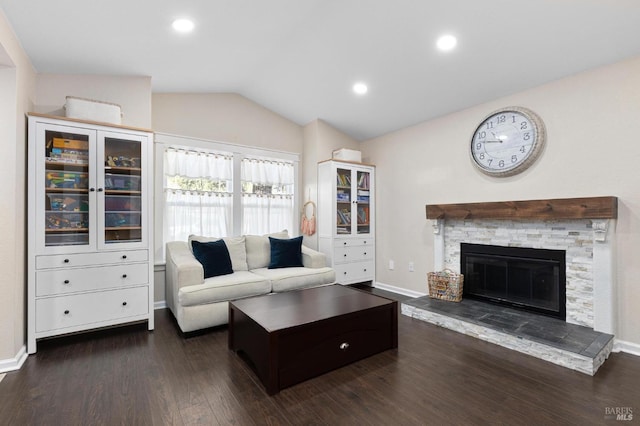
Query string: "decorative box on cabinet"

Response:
xmin=27 ymin=113 xmax=154 ymax=354
xmin=317 ymin=160 xmax=375 ymax=285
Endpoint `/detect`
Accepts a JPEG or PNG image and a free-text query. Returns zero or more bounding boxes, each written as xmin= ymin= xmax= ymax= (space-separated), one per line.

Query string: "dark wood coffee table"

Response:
xmin=228 ymin=284 xmax=398 ymax=395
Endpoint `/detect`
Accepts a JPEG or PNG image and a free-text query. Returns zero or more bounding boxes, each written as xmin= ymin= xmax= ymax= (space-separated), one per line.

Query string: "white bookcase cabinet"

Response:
xmin=27 ymin=114 xmax=154 ymax=353
xmin=318 ymin=160 xmax=375 ymax=285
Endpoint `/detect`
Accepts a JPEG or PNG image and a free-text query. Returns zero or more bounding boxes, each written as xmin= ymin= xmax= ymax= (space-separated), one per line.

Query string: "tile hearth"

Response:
xmin=401 ymin=297 xmax=614 ymax=375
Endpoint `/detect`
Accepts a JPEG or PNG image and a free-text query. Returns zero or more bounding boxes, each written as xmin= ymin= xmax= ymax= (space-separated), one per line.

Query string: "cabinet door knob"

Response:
xmin=63 ymin=259 xmax=70 ymax=263
xmin=343 ymin=271 xmax=347 ymax=275
xmin=122 ymin=255 xmax=127 ymax=259
xmin=364 ymin=269 xmax=367 ymax=272
xmin=63 ymin=280 xmax=70 ymax=284
xmin=364 ymin=252 xmax=367 ymax=255
xmin=122 ymin=302 xmax=127 ymax=306
xmin=343 ymin=254 xmax=347 ymax=257
xmin=339 ymin=342 xmax=349 ymax=350
xmin=89 ymin=188 xmax=95 ymax=192
xmin=64 ymin=310 xmax=70 ymax=315
xmin=122 ymin=274 xmax=127 ymax=278
xmin=97 ymin=188 xmax=104 ymax=192
xmin=343 ymin=242 xmax=347 ymax=245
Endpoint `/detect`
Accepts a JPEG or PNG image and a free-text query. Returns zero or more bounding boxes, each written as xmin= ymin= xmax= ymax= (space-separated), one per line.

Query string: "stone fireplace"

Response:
xmin=401 ymin=196 xmax=617 ymax=375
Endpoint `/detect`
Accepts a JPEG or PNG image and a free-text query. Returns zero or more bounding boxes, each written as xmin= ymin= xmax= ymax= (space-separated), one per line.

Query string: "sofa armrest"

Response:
xmin=165 ymin=241 xmax=204 ymax=311
xmin=301 ymin=245 xmax=328 ymax=268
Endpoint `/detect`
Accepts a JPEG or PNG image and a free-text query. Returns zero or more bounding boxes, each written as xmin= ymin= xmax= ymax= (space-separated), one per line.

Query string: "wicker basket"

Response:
xmin=427 ymin=269 xmax=464 ymax=302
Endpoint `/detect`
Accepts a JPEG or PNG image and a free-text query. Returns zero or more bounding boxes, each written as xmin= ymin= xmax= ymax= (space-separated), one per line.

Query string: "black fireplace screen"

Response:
xmin=460 ymin=243 xmax=566 ymax=320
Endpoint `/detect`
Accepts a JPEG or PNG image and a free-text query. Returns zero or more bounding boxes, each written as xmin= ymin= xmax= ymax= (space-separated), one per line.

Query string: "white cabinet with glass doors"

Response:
xmin=318 ymin=160 xmax=375 ymax=285
xmin=27 ymin=114 xmax=154 ymax=354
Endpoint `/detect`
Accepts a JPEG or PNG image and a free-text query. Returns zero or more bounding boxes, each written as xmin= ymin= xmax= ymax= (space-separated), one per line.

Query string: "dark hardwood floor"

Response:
xmin=1 ymin=306 xmax=639 ymax=425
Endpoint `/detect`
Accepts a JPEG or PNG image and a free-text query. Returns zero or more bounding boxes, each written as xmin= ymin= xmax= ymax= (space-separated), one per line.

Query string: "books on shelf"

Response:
xmin=336 ymin=208 xmax=351 ymax=225
xmin=357 ymin=206 xmax=369 ymax=224
xmin=357 ymin=195 xmax=370 ymax=203
xmin=357 ymin=173 xmax=370 ymax=189
xmin=336 ymin=190 xmax=350 ymax=202
xmin=336 ymin=173 xmax=351 ymax=187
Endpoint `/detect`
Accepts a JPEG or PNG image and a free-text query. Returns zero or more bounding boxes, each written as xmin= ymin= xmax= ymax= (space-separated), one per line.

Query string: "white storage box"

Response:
xmin=332 ymin=148 xmax=362 ymax=163
xmin=65 ymin=96 xmax=123 ymax=125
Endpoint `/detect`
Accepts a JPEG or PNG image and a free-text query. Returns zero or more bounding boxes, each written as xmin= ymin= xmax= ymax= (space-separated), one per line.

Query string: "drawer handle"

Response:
xmin=122 ymin=302 xmax=127 ymax=306
xmin=63 ymin=259 xmax=70 ymax=264
xmin=122 ymin=255 xmax=127 ymax=259
xmin=122 ymin=274 xmax=127 ymax=278
xmin=64 ymin=310 xmax=70 ymax=315
xmin=63 ymin=280 xmax=70 ymax=284
xmin=339 ymin=342 xmax=349 ymax=350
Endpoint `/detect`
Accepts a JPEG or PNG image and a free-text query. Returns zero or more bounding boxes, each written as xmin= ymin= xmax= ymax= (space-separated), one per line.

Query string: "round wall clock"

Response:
xmin=470 ymin=106 xmax=546 ymax=177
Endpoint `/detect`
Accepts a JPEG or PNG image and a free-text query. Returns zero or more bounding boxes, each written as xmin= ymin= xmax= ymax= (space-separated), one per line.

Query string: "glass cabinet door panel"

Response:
xmin=102 ymin=136 xmax=143 ymax=244
xmin=336 ymin=168 xmax=352 ymax=235
xmin=43 ymin=129 xmax=91 ymax=247
xmin=356 ymin=170 xmax=371 ymax=235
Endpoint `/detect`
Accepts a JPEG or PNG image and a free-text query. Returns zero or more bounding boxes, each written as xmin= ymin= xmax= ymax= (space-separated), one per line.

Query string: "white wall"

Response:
xmin=363 ymin=55 xmax=640 ymax=348
xmin=153 ymin=93 xmax=303 ymax=153
xmin=0 ymin=9 xmax=36 ymax=368
xmin=34 ymin=74 xmax=152 ymax=128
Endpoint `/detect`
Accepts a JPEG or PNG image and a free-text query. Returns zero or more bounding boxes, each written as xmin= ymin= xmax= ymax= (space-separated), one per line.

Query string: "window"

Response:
xmin=161 ymin=144 xmax=297 ymax=249
xmin=163 ymin=147 xmax=233 ymax=243
xmin=241 ymin=157 xmax=294 ymax=235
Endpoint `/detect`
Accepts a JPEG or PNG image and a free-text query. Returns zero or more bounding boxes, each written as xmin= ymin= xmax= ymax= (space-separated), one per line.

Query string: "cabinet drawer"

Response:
xmin=35 ymin=286 xmax=149 ymax=333
xmin=36 ymin=263 xmax=149 ymax=296
xmin=279 ymin=305 xmax=395 ymax=389
xmin=334 ymin=246 xmax=374 ymax=264
xmin=36 ymin=250 xmax=148 ymax=269
xmin=333 ymin=238 xmax=374 ymax=249
xmin=334 ymin=261 xmax=374 ymax=283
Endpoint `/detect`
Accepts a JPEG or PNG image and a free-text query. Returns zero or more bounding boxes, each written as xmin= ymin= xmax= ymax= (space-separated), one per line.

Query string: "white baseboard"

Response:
xmin=613 ymin=339 xmax=640 ymax=356
xmin=374 ymin=281 xmax=426 ymax=299
xmin=0 ymin=345 xmax=27 ymax=373
xmin=154 ymin=300 xmax=167 ymax=310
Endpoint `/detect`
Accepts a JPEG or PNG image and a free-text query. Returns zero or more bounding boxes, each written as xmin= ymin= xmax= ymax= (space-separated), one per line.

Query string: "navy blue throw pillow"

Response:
xmin=268 ymin=236 xmax=303 ymax=269
xmin=191 ymin=239 xmax=234 ymax=278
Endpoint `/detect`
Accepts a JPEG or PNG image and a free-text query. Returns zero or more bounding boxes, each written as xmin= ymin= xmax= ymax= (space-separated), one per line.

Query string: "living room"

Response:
xmin=1 ymin=1 xmax=640 ymax=423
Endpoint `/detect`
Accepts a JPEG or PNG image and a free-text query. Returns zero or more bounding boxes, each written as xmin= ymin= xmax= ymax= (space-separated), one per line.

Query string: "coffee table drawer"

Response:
xmin=278 ymin=305 xmax=395 ymax=389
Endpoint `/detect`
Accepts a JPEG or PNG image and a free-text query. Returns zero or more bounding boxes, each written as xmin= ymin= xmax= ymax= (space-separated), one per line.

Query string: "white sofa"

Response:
xmin=165 ymin=231 xmax=336 ymax=332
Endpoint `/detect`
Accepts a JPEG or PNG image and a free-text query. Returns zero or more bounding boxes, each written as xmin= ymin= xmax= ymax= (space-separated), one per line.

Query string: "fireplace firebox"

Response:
xmin=460 ymin=243 xmax=566 ymax=320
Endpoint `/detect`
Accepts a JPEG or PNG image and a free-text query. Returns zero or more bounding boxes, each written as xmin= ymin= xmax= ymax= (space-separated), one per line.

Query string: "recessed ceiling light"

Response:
xmin=436 ymin=34 xmax=457 ymax=51
xmin=353 ymin=82 xmax=368 ymax=95
xmin=172 ymin=18 xmax=195 ymax=33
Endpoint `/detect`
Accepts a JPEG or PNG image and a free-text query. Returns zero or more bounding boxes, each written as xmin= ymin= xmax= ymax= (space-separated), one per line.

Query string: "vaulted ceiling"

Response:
xmin=2 ymin=0 xmax=640 ymax=140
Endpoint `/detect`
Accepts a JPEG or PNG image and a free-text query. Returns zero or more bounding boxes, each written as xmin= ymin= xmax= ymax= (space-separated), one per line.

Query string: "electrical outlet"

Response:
xmin=389 ymin=260 xmax=395 ymax=270
xmin=409 ymin=262 xmax=414 ymax=272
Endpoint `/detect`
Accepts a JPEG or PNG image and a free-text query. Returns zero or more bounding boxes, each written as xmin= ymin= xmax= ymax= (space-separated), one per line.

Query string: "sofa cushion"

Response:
xmin=245 ymin=230 xmax=289 ymax=270
xmin=269 ymin=236 xmax=303 ymax=269
xmin=178 ymin=271 xmax=271 ymax=307
xmin=188 ymin=235 xmax=249 ymax=271
xmin=191 ymin=240 xmax=233 ymax=279
xmin=252 ymin=266 xmax=336 ymax=293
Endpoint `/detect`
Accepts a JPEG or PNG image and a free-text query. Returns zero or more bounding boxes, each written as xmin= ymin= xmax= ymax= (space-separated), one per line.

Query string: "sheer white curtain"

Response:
xmin=241 ymin=158 xmax=294 ymax=235
xmin=164 ymin=148 xmax=233 ymax=242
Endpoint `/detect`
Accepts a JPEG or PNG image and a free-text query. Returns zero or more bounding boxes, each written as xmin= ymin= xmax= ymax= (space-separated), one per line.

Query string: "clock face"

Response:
xmin=470 ymin=107 xmax=545 ymax=177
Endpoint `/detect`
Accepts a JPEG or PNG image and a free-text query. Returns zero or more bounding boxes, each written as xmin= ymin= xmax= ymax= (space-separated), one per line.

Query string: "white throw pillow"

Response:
xmin=188 ymin=235 xmax=249 ymax=272
xmin=245 ymin=230 xmax=289 ymax=270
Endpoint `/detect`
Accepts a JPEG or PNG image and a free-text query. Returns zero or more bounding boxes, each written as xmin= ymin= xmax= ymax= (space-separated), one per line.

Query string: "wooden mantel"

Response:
xmin=425 ymin=196 xmax=618 ymax=220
